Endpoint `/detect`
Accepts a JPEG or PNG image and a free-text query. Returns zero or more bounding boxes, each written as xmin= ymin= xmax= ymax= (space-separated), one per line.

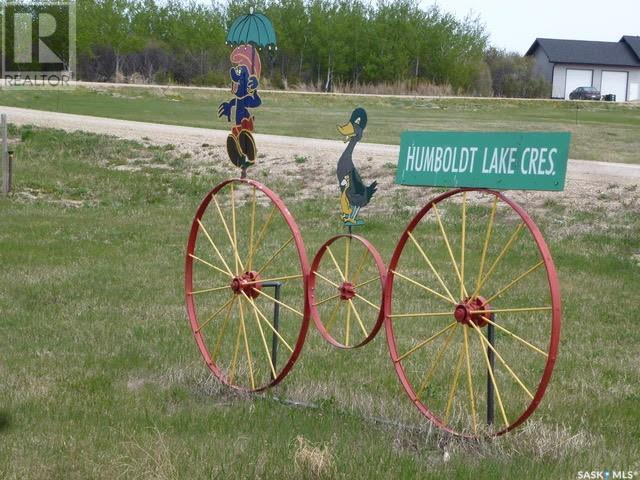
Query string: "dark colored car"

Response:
xmin=569 ymin=86 xmax=601 ymax=100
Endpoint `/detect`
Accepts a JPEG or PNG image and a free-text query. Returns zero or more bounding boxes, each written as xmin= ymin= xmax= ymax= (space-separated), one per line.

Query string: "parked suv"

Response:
xmin=569 ymin=86 xmax=601 ymax=100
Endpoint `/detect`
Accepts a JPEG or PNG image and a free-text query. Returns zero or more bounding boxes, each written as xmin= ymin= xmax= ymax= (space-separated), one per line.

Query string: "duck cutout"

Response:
xmin=218 ymin=45 xmax=262 ymax=178
xmin=336 ymin=108 xmax=378 ymax=227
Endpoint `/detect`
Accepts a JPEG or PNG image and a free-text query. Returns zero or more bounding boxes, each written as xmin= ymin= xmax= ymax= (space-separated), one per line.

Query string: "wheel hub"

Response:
xmin=454 ymin=296 xmax=492 ymax=327
xmin=230 ymin=271 xmax=262 ymax=299
xmin=338 ymin=281 xmax=356 ymax=300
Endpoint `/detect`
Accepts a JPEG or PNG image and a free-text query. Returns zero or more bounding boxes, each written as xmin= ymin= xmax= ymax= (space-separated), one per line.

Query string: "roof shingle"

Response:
xmin=526 ymin=38 xmax=640 ymax=67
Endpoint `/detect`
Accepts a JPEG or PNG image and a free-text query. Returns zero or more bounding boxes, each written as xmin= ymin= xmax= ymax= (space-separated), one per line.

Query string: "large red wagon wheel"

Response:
xmin=385 ymin=188 xmax=560 ymax=437
xmin=185 ymin=179 xmax=310 ymax=392
xmin=309 ymin=235 xmax=386 ymax=348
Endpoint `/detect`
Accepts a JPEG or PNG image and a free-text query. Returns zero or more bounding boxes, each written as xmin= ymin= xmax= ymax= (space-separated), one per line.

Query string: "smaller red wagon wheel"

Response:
xmin=309 ymin=234 xmax=386 ymax=348
xmin=385 ymin=188 xmax=561 ymax=437
xmin=185 ymin=178 xmax=310 ymax=392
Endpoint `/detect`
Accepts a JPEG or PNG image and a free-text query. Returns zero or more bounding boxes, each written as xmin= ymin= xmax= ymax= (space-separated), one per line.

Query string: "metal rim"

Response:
xmin=185 ymin=178 xmax=310 ymax=392
xmin=308 ymin=234 xmax=386 ymax=349
xmin=384 ymin=188 xmax=561 ymax=438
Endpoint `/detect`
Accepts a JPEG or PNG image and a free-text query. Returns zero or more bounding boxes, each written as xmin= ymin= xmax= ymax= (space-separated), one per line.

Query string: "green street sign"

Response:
xmin=396 ymin=132 xmax=571 ymax=191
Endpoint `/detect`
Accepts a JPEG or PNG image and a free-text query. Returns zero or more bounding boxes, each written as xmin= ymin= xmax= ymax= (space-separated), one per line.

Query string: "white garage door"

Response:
xmin=601 ymin=71 xmax=628 ymax=101
xmin=565 ymin=69 xmax=593 ymax=99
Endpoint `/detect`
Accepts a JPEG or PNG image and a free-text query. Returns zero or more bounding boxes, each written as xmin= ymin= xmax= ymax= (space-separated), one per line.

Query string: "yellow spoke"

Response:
xmin=242 ymin=292 xmax=294 ymax=353
xmin=189 ymin=254 xmax=233 ymax=278
xmin=472 ymin=222 xmax=525 ymax=298
xmin=445 ymin=341 xmax=465 ymax=422
xmin=469 ymin=321 xmax=534 ymax=400
xmin=407 ymin=231 xmax=456 ymax=303
xmin=350 ymin=248 xmax=370 ymax=285
xmin=189 ymin=285 xmax=230 ymax=295
xmin=196 ymin=295 xmax=235 ymax=333
xmin=460 ymin=192 xmax=467 ymax=300
xmin=244 ymin=274 xmax=303 ymax=285
xmin=484 ymin=261 xmax=545 ymax=305
xmin=230 ymin=183 xmax=239 ymax=275
xmin=348 ymin=299 xmax=368 ymax=337
xmin=247 ymin=205 xmax=278 ymax=270
xmin=252 ymin=288 xmax=304 ymax=318
xmin=392 ymin=270 xmax=456 ymax=305
xmin=255 ymin=236 xmax=294 ymax=276
xmin=463 ymin=328 xmax=478 ymax=435
xmin=211 ymin=192 xmax=244 ymax=274
xmin=415 ymin=326 xmax=458 ymax=398
xmin=228 ymin=317 xmax=243 ymax=384
xmin=313 ymin=292 xmax=342 ymax=307
xmin=326 ymin=246 xmax=346 ymax=282
xmin=355 ymin=276 xmax=379 ymax=289
xmin=324 ymin=300 xmax=344 ymax=332
xmin=432 ymin=204 xmax=466 ymax=298
xmin=472 ymin=306 xmax=552 ymax=315
xmin=471 ymin=323 xmax=509 ymax=427
xmin=480 ymin=315 xmax=548 ymax=357
xmin=314 ymin=270 xmax=340 ymax=289
xmin=197 ymin=219 xmax=233 ymax=276
xmin=247 ymin=187 xmax=257 ymax=271
xmin=389 ymin=311 xmax=453 ymax=318
xmin=243 ymin=295 xmax=277 ymax=379
xmin=475 ymin=196 xmax=498 ymax=295
xmin=344 ymin=297 xmax=351 ymax=346
xmin=212 ymin=296 xmax=237 ymax=363
xmin=353 ymin=293 xmax=379 ymax=311
xmin=344 ymin=237 xmax=351 ymax=280
xmin=238 ymin=297 xmax=255 ymax=389
xmin=396 ymin=322 xmax=457 ymax=362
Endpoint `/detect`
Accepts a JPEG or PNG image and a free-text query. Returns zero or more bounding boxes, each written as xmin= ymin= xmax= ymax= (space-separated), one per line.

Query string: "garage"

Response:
xmin=601 ymin=71 xmax=628 ymax=101
xmin=565 ymin=69 xmax=593 ymax=99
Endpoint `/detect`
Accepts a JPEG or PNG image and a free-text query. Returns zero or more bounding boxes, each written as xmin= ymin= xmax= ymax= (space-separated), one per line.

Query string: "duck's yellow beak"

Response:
xmin=337 ymin=121 xmax=355 ymax=138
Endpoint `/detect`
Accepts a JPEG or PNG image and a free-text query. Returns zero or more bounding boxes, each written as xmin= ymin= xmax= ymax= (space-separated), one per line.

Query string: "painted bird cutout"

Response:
xmin=336 ymin=108 xmax=378 ymax=226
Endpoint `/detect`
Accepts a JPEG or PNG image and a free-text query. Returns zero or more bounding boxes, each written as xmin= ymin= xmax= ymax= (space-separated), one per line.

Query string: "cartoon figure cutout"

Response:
xmin=218 ymin=45 xmax=262 ymax=177
xmin=336 ymin=108 xmax=377 ymax=226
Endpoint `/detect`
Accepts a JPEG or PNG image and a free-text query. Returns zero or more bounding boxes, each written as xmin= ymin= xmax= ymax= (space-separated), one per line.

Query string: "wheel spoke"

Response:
xmin=469 ymin=321 xmax=534 ymax=400
xmin=475 ymin=196 xmax=498 ymax=295
xmin=355 ymin=276 xmax=378 ymax=289
xmin=230 ymin=183 xmax=240 ymax=275
xmin=463 ymin=328 xmax=478 ymax=434
xmin=389 ymin=311 xmax=453 ymax=318
xmin=243 ymin=295 xmax=277 ymax=379
xmin=313 ymin=292 xmax=342 ymax=307
xmin=197 ymin=219 xmax=233 ymax=276
xmin=353 ymin=292 xmax=379 ymax=311
xmin=242 ymin=292 xmax=294 ymax=353
xmin=255 ymin=236 xmax=294 ymax=276
xmin=472 ymin=306 xmax=552 ymax=315
xmin=324 ymin=300 xmax=344 ymax=332
xmin=460 ymin=192 xmax=467 ymax=299
xmin=344 ymin=297 xmax=351 ymax=346
xmin=344 ymin=237 xmax=350 ymax=279
xmin=228 ymin=316 xmax=243 ymax=384
xmin=350 ymin=248 xmax=370 ymax=285
xmin=189 ymin=254 xmax=233 ymax=278
xmin=483 ymin=261 xmax=545 ymax=305
xmin=348 ymin=299 xmax=368 ymax=337
xmin=195 ymin=295 xmax=235 ymax=333
xmin=392 ymin=270 xmax=456 ymax=305
xmin=480 ymin=315 xmax=548 ymax=357
xmin=247 ymin=187 xmax=257 ymax=271
xmin=212 ymin=296 xmax=237 ymax=363
xmin=211 ymin=192 xmax=244 ymax=274
xmin=244 ymin=274 xmax=303 ymax=285
xmin=238 ymin=298 xmax=255 ymax=390
xmin=472 ymin=222 xmax=525 ymax=299
xmin=247 ymin=205 xmax=277 ymax=271
xmin=325 ymin=246 xmax=346 ymax=282
xmin=445 ymin=342 xmax=465 ymax=422
xmin=432 ymin=204 xmax=466 ymax=297
xmin=407 ymin=231 xmax=456 ymax=303
xmin=415 ymin=326 xmax=458 ymax=398
xmin=314 ymin=270 xmax=340 ymax=289
xmin=189 ymin=285 xmax=230 ymax=295
xmin=471 ymin=323 xmax=509 ymax=427
xmin=252 ymin=288 xmax=304 ymax=318
xmin=395 ymin=322 xmax=457 ymax=362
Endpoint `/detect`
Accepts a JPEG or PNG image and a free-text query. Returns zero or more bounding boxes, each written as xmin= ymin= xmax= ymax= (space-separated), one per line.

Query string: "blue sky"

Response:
xmin=423 ymin=0 xmax=640 ymax=54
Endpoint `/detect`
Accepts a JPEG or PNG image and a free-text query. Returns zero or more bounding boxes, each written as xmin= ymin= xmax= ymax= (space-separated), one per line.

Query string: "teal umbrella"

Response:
xmin=226 ymin=7 xmax=277 ymax=50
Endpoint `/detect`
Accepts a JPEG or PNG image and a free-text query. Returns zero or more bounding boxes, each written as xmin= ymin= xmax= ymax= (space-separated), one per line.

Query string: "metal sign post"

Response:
xmin=1 ymin=114 xmax=9 ymax=195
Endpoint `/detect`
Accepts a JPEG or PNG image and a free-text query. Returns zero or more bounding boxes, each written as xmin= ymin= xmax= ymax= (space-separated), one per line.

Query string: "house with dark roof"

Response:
xmin=525 ymin=36 xmax=640 ymax=101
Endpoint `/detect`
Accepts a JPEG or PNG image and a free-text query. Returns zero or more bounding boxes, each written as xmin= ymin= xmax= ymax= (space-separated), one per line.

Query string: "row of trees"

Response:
xmin=72 ymin=0 xmax=547 ymax=97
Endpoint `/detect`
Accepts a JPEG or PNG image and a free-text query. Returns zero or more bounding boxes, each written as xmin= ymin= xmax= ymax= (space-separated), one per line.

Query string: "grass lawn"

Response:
xmin=0 ymin=85 xmax=639 ymax=163
xmin=0 ymin=126 xmax=639 ymax=478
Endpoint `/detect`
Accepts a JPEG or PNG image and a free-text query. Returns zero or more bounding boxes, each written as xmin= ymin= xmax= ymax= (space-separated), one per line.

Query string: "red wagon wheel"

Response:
xmin=185 ymin=179 xmax=310 ymax=392
xmin=309 ymin=235 xmax=386 ymax=348
xmin=385 ymin=188 xmax=560 ymax=437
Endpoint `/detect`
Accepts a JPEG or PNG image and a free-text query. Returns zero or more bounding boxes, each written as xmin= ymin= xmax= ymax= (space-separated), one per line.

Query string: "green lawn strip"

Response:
xmin=1 ymin=86 xmax=639 ymax=162
xmin=0 ymin=127 xmax=638 ymax=478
